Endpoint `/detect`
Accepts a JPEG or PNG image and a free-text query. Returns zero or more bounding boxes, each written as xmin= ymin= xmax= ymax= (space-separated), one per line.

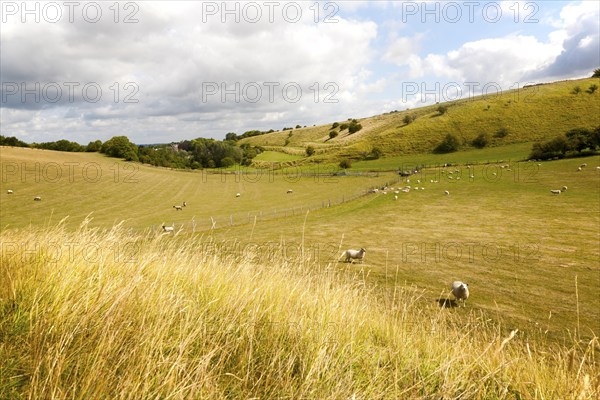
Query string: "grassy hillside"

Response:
xmin=1 ymin=223 xmax=598 ymax=399
xmin=240 ymin=78 xmax=600 ymax=163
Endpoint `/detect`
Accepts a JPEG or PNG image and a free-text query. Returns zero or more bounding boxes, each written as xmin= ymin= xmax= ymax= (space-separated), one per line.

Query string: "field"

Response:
xmin=2 ymin=83 xmax=600 ymax=397
xmin=0 ymin=147 xmax=393 ymax=231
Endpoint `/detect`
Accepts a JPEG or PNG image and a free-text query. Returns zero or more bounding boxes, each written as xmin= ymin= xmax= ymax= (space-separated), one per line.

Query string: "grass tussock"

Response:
xmin=1 ymin=220 xmax=598 ymax=399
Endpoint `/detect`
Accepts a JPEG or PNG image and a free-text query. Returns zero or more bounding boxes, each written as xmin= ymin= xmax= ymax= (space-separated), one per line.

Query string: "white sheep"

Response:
xmin=561 ymin=186 xmax=568 ymax=191
xmin=183 ymin=201 xmax=187 ymax=207
xmin=173 ymin=205 xmax=183 ymax=211
xmin=343 ymin=248 xmax=366 ymax=263
xmin=577 ymin=167 xmax=582 ymax=172
xmin=7 ymin=189 xmax=13 ymax=194
xmin=34 ymin=196 xmax=41 ymax=201
xmin=580 ymin=163 xmax=587 ymax=168
xmin=550 ymin=189 xmax=561 ymax=195
xmin=287 ymin=189 xmax=293 ymax=194
xmin=162 ymin=224 xmax=174 ymax=233
xmin=236 ymin=193 xmax=241 ymax=197
xmin=444 ymin=190 xmax=450 ymax=196
xmin=451 ymin=281 xmax=469 ymax=306
xmin=394 ymin=195 xmax=398 ymax=200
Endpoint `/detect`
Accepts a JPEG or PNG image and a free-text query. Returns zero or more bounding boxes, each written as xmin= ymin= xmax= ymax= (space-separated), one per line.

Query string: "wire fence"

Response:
xmin=148 ymin=174 xmax=404 ymax=235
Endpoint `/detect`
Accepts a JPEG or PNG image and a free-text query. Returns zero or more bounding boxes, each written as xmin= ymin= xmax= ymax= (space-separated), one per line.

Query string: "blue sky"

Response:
xmin=1 ymin=1 xmax=598 ymax=144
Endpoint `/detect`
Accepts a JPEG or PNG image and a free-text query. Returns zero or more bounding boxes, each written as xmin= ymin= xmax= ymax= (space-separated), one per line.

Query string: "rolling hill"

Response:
xmin=240 ymin=77 xmax=600 ymax=163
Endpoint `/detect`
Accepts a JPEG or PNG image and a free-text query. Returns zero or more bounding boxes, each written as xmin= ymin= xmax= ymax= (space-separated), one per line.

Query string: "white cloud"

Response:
xmin=1 ymin=1 xmax=378 ymax=142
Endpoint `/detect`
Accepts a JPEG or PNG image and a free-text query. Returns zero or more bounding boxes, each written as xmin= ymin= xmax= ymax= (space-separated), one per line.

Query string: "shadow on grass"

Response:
xmin=436 ymin=298 xmax=458 ymax=308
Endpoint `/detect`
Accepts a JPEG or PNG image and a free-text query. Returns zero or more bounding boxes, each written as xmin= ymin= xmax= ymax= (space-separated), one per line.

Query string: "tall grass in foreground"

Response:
xmin=1 ymin=220 xmax=598 ymax=399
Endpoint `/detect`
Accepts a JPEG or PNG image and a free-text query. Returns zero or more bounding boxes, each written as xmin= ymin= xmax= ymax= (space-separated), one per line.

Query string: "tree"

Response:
xmin=370 ymin=147 xmax=383 ymax=159
xmin=305 ymin=145 xmax=315 ymax=156
xmin=339 ymin=159 xmax=352 ymax=169
xmin=339 ymin=123 xmax=349 ymax=131
xmin=437 ymin=105 xmax=448 ymax=115
xmin=403 ymin=114 xmax=415 ymax=125
xmin=0 ymin=135 xmax=29 ymax=147
xmin=587 ymin=84 xmax=598 ymax=94
xmin=225 ymin=132 xmax=238 ymax=141
xmin=494 ymin=128 xmax=509 ymax=138
xmin=101 ymin=136 xmax=139 ymax=161
xmin=530 ymin=136 xmax=570 ymax=160
xmin=565 ymin=128 xmax=591 ymax=152
xmin=331 ymin=122 xmax=339 ymax=129
xmin=571 ymin=86 xmax=582 ymax=94
xmin=86 ymin=140 xmax=102 ymax=152
xmin=329 ymin=131 xmax=338 ymax=139
xmin=220 ymin=157 xmax=236 ymax=168
xmin=295 ymin=124 xmax=302 ymax=129
xmin=472 ymin=133 xmax=489 ymax=149
xmin=433 ymin=134 xmax=460 ymax=154
xmin=348 ymin=122 xmax=363 ymax=134
xmin=592 ymin=68 xmax=600 ymax=78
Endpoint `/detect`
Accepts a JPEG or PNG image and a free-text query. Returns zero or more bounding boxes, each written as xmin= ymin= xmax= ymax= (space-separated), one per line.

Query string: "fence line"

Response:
xmin=148 ymin=175 xmax=403 ymax=235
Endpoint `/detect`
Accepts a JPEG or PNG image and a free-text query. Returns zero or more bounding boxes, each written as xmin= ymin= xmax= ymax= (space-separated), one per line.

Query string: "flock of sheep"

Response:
xmin=549 ymin=163 xmax=591 ymax=194
xmin=8 ymin=160 xmax=596 ymax=308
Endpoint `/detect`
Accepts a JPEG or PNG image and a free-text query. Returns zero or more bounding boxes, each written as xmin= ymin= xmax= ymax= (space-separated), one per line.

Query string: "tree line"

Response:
xmin=0 ymin=134 xmax=263 ymax=169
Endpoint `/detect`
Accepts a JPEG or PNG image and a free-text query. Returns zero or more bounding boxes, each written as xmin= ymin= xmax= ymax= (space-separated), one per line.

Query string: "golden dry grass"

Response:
xmin=1 ymin=220 xmax=598 ymax=399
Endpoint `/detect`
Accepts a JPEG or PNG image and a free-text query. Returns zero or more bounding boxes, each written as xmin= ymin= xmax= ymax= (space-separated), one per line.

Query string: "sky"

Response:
xmin=1 ymin=0 xmax=599 ymax=144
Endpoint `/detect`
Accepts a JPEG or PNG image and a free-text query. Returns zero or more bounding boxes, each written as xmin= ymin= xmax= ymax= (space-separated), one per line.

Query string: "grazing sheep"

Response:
xmin=183 ymin=201 xmax=187 ymax=207
xmin=287 ymin=189 xmax=293 ymax=194
xmin=34 ymin=196 xmax=41 ymax=201
xmin=577 ymin=167 xmax=582 ymax=172
xmin=550 ymin=189 xmax=561 ymax=195
xmin=7 ymin=189 xmax=13 ymax=194
xmin=394 ymin=195 xmax=398 ymax=200
xmin=173 ymin=205 xmax=183 ymax=211
xmin=162 ymin=224 xmax=174 ymax=233
xmin=236 ymin=193 xmax=241 ymax=197
xmin=343 ymin=248 xmax=366 ymax=263
xmin=561 ymin=186 xmax=568 ymax=191
xmin=580 ymin=163 xmax=587 ymax=168
xmin=444 ymin=190 xmax=450 ymax=196
xmin=451 ymin=281 xmax=469 ymax=306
